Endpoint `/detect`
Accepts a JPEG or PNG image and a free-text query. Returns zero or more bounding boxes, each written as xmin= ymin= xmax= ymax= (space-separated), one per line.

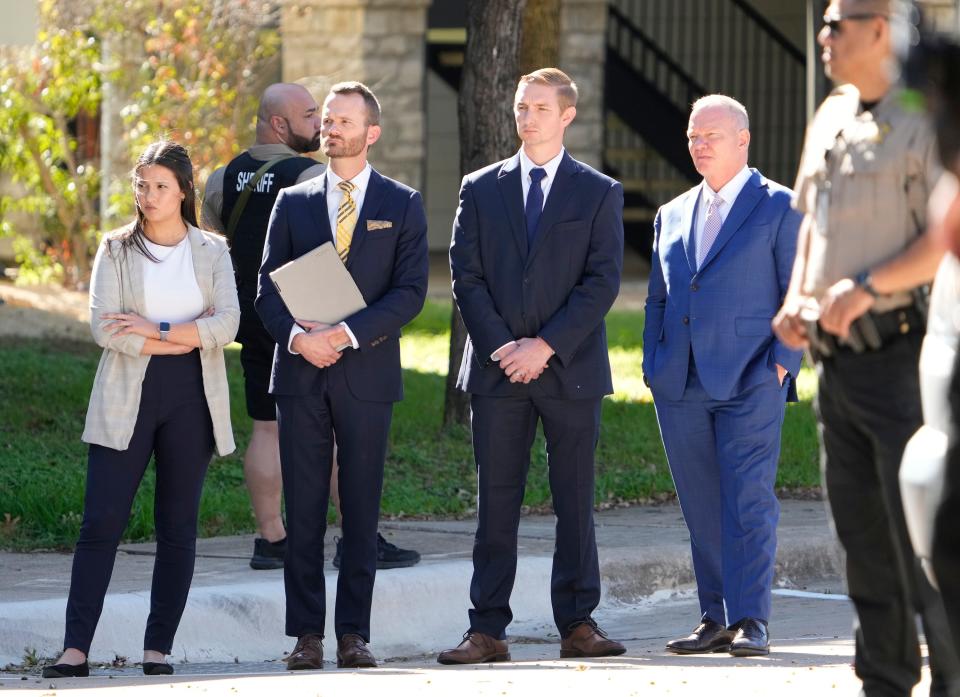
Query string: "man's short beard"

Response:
xmin=322 ymin=132 xmax=367 ymax=159
xmin=287 ymin=131 xmax=322 ymax=154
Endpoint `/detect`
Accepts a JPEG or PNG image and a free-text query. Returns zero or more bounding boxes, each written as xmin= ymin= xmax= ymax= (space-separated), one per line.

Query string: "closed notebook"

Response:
xmin=268 ymin=242 xmax=366 ymax=323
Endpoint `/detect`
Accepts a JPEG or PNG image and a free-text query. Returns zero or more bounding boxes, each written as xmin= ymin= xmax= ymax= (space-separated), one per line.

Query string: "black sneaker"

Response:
xmin=332 ymin=533 xmax=421 ymax=570
xmin=250 ymin=537 xmax=286 ymax=570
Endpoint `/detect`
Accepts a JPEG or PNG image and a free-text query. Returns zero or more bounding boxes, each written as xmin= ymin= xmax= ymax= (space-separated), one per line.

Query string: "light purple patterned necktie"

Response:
xmin=696 ymin=194 xmax=724 ymax=269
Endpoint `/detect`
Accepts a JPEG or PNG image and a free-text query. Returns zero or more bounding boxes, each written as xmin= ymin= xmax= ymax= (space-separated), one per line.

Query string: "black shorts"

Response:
xmin=237 ymin=300 xmax=277 ymax=421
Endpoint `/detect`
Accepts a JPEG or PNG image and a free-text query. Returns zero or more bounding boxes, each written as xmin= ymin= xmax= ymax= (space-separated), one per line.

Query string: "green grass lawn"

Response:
xmin=0 ymin=300 xmax=820 ymax=550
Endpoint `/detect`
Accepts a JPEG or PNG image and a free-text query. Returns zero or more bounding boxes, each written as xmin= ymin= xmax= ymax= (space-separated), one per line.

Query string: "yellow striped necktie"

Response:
xmin=335 ymin=180 xmax=358 ymax=262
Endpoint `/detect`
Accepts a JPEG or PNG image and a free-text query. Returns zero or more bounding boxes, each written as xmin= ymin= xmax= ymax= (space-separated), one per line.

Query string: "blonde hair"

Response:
xmin=518 ymin=67 xmax=579 ymax=110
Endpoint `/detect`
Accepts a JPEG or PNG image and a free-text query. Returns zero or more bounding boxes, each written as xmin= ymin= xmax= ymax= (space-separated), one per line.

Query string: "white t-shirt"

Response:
xmin=142 ymin=236 xmax=205 ymax=325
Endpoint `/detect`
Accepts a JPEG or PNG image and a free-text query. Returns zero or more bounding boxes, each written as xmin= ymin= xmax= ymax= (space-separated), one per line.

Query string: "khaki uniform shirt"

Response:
xmin=794 ymin=84 xmax=941 ymax=312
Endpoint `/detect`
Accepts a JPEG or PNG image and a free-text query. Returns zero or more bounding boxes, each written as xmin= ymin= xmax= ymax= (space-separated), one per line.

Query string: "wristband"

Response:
xmin=854 ymin=270 xmax=880 ymax=299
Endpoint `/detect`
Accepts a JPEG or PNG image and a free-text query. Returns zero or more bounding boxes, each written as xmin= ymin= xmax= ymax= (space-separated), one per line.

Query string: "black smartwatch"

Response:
xmin=159 ymin=321 xmax=171 ymax=342
xmin=854 ymin=270 xmax=880 ymax=299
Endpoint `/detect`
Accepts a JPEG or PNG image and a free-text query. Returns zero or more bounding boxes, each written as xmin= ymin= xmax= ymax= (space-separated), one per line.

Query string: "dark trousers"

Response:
xmin=276 ymin=361 xmax=392 ymax=642
xmin=817 ymin=333 xmax=960 ymax=697
xmin=467 ymin=392 xmax=602 ymax=640
xmin=64 ymin=352 xmax=214 ymax=655
xmin=933 ymin=349 xmax=960 ymax=652
xmin=653 ymin=356 xmax=786 ymax=626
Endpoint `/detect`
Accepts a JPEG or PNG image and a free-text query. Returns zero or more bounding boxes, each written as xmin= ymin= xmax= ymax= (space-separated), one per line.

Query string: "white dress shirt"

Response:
xmin=693 ymin=165 xmax=753 ymax=263
xmin=287 ymin=164 xmax=372 ymax=355
xmin=519 ymin=147 xmax=565 ymax=212
xmin=491 ymin=148 xmax=567 ymax=361
xmin=324 ymin=163 xmax=372 ymax=242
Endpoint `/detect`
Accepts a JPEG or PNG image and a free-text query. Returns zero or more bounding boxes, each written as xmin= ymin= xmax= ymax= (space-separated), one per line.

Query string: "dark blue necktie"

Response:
xmin=525 ymin=167 xmax=547 ymax=248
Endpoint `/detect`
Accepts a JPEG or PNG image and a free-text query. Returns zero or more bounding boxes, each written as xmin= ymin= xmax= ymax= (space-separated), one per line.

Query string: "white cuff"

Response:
xmin=491 ymin=340 xmax=517 ymax=361
xmin=288 ymin=324 xmax=306 ymax=354
xmin=339 ymin=322 xmax=359 ymax=350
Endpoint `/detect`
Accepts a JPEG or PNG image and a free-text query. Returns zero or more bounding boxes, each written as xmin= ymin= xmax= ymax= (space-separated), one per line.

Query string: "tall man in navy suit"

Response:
xmin=643 ymin=95 xmax=802 ymax=657
xmin=439 ymin=68 xmax=625 ymax=665
xmin=256 ymin=82 xmax=428 ymax=670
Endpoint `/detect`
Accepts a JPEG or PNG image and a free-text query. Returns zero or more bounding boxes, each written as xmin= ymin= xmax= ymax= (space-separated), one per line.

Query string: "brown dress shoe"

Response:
xmin=560 ymin=619 xmax=626 ymax=658
xmin=437 ymin=631 xmax=511 ymax=665
xmin=286 ymin=633 xmax=324 ymax=670
xmin=336 ymin=634 xmax=378 ymax=668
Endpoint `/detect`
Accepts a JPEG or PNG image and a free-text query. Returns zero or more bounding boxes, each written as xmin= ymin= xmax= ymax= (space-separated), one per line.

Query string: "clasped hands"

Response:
xmin=292 ymin=320 xmax=351 ymax=369
xmin=772 ymin=279 xmax=875 ymax=351
xmin=496 ymin=337 xmax=554 ymax=384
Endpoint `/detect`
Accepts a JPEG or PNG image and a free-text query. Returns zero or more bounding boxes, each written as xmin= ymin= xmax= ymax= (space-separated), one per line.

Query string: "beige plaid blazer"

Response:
xmin=82 ymin=225 xmax=240 ymax=455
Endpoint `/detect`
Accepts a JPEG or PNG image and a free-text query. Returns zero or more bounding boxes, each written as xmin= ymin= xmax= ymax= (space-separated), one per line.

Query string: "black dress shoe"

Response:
xmin=142 ymin=661 xmax=174 ymax=675
xmin=665 ymin=619 xmax=735 ymax=654
xmin=728 ymin=618 xmax=770 ymax=656
xmin=42 ymin=662 xmax=89 ymax=678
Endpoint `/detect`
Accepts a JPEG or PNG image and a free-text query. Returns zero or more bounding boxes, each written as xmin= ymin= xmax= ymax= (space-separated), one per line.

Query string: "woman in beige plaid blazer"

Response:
xmin=44 ymin=141 xmax=239 ymax=679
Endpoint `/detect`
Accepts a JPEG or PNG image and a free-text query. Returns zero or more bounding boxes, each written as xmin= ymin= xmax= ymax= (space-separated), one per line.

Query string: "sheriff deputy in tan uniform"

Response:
xmin=772 ymin=2 xmax=960 ymax=696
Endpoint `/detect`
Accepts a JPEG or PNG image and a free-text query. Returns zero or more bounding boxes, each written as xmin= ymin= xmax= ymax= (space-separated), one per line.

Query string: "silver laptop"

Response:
xmin=268 ymin=242 xmax=366 ymax=324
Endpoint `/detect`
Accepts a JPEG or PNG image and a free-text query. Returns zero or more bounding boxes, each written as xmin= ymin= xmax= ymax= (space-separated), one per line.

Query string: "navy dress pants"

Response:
xmin=276 ymin=360 xmax=392 ymax=643
xmin=467 ymin=392 xmax=603 ymax=640
xmin=64 ymin=352 xmax=214 ymax=655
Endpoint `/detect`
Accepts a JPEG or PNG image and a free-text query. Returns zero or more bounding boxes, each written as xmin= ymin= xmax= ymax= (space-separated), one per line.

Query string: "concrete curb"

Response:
xmin=0 ymin=530 xmax=842 ymax=667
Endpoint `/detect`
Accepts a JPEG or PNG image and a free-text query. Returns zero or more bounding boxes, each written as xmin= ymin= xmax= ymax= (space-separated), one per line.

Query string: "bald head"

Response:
xmin=848 ymin=0 xmax=890 ymax=13
xmin=255 ymin=83 xmax=321 ymax=152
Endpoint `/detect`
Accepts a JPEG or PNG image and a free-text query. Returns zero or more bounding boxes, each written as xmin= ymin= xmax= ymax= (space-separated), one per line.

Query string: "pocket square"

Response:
xmin=367 ymin=220 xmax=393 ymax=231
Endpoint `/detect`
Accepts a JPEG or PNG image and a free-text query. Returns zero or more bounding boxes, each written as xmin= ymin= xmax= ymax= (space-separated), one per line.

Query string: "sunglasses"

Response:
xmin=822 ymin=12 xmax=887 ymax=34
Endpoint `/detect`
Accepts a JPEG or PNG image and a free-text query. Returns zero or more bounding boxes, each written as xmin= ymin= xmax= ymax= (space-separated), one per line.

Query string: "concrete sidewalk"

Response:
xmin=0 ymin=500 xmax=842 ymax=668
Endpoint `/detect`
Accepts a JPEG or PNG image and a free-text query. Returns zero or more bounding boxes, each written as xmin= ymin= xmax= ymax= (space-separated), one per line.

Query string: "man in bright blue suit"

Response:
xmin=643 ymin=95 xmax=802 ymax=657
xmin=256 ymin=82 xmax=428 ymax=670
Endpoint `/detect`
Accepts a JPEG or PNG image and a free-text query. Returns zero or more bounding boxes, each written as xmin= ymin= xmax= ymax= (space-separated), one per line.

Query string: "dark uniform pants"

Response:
xmin=817 ymin=332 xmax=960 ymax=697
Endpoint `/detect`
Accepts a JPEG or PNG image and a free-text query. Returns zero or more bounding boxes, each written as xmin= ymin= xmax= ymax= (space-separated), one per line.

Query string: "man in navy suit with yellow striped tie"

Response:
xmin=440 ymin=68 xmax=625 ymax=664
xmin=257 ymin=82 xmax=428 ymax=670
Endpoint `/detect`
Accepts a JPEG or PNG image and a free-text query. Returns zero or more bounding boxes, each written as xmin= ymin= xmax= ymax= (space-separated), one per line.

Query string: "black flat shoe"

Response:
xmin=142 ymin=661 xmax=174 ymax=675
xmin=42 ymin=662 xmax=89 ymax=678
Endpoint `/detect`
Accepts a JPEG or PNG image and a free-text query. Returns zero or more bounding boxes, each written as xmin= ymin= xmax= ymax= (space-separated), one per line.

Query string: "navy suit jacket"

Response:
xmin=642 ymin=169 xmax=803 ymax=402
xmin=451 ymin=151 xmax=624 ymax=399
xmin=256 ymin=168 xmax=428 ymax=402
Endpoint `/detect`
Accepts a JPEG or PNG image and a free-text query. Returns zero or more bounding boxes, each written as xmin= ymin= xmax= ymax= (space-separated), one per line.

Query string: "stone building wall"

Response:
xmin=559 ymin=0 xmax=606 ymax=169
xmin=281 ymin=0 xmax=431 ymax=191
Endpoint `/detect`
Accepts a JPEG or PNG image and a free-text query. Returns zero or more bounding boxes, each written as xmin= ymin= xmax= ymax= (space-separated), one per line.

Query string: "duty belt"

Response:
xmin=806 ymin=304 xmax=926 ymax=360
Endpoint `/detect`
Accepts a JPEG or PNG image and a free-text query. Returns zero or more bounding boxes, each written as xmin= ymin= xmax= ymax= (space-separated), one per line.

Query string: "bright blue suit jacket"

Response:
xmin=255 ymin=168 xmax=428 ymax=402
xmin=642 ymin=169 xmax=803 ymax=402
